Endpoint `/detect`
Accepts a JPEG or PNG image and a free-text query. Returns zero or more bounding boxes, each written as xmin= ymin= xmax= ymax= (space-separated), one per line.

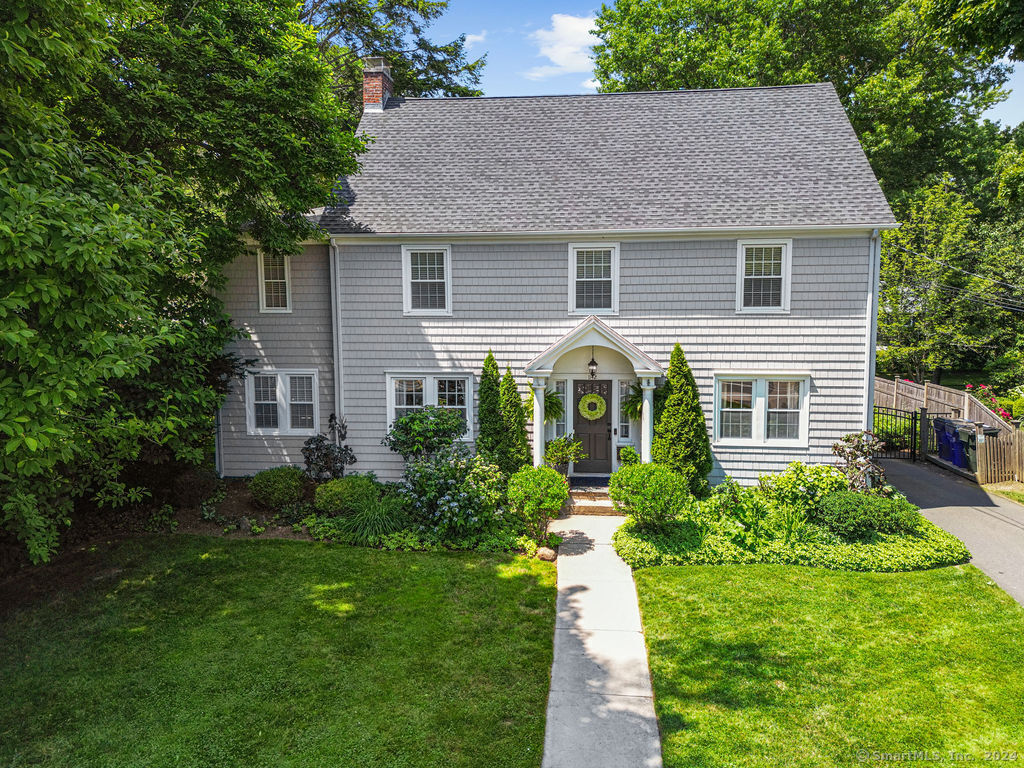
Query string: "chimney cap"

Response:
xmin=363 ymin=56 xmax=390 ymax=73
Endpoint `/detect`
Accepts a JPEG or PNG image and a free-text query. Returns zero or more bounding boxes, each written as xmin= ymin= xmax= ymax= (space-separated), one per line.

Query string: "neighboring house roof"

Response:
xmin=318 ymin=83 xmax=896 ymax=236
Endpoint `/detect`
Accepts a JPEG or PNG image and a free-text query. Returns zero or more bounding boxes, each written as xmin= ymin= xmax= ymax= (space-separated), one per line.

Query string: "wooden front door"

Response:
xmin=573 ymin=380 xmax=612 ymax=474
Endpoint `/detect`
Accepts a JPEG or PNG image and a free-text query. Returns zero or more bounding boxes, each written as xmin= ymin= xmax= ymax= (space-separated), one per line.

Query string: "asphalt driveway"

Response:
xmin=882 ymin=459 xmax=1024 ymax=605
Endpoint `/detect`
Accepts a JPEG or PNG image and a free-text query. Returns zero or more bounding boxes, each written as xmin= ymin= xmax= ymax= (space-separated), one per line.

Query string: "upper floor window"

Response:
xmin=258 ymin=251 xmax=291 ymax=313
xmin=569 ymin=243 xmax=619 ymax=315
xmin=402 ymin=245 xmax=452 ymax=316
xmin=386 ymin=373 xmax=473 ymax=437
xmin=246 ymin=369 xmax=318 ymax=435
xmin=714 ymin=374 xmax=809 ymax=446
xmin=736 ymin=239 xmax=791 ymax=313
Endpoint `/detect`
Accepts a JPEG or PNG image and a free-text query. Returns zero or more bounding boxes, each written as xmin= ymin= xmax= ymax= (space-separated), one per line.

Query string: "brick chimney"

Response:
xmin=362 ymin=56 xmax=393 ymax=112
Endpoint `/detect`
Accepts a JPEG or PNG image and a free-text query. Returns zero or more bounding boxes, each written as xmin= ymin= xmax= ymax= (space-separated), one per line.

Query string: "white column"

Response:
xmin=532 ymin=377 xmax=547 ymax=467
xmin=641 ymin=376 xmax=656 ymax=463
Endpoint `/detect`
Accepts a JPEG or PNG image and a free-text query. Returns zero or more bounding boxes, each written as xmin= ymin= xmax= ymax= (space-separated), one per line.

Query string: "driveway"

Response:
xmin=882 ymin=459 xmax=1024 ymax=605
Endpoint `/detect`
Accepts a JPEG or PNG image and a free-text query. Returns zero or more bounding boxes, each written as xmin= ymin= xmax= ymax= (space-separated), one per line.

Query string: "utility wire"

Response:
xmin=880 ymin=279 xmax=1024 ymax=314
xmin=891 ymin=243 xmax=1024 ymax=292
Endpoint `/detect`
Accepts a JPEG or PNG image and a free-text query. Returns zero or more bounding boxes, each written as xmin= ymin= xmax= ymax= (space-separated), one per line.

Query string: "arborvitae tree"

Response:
xmin=497 ymin=366 xmax=530 ymax=476
xmin=652 ymin=344 xmax=712 ymax=495
xmin=477 ymin=351 xmax=502 ymax=458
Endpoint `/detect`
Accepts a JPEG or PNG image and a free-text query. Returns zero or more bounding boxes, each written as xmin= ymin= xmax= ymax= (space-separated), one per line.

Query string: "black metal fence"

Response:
xmin=872 ymin=406 xmax=918 ymax=460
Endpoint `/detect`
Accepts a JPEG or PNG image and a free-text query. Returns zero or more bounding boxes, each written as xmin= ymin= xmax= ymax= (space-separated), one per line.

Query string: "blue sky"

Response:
xmin=430 ymin=1 xmax=1023 ymax=127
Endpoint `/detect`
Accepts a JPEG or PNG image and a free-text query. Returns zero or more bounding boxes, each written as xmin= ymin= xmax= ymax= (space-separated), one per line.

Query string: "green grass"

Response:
xmin=0 ymin=536 xmax=556 ymax=768
xmin=987 ymin=486 xmax=1024 ymax=506
xmin=636 ymin=564 xmax=1024 ymax=767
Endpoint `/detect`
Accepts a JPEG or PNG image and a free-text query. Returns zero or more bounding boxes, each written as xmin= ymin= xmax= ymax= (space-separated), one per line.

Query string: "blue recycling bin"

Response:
xmin=932 ymin=418 xmax=948 ymax=459
xmin=950 ymin=429 xmax=967 ymax=468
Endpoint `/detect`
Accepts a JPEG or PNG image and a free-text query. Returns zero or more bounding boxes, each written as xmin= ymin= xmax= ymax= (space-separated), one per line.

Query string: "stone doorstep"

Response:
xmin=567 ymin=499 xmax=619 ymax=516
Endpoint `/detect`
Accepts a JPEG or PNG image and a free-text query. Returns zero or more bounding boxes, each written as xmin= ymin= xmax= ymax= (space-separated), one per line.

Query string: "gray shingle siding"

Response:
xmin=328 ymin=236 xmax=870 ymax=484
xmin=318 ymin=85 xmax=895 ymax=235
xmin=217 ymin=244 xmax=335 ymax=477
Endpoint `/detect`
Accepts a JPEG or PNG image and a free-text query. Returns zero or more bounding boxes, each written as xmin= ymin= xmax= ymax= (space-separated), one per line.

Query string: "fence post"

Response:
xmin=975 ymin=422 xmax=988 ymax=485
xmin=964 ymin=389 xmax=971 ymax=417
xmin=918 ymin=407 xmax=928 ymax=460
xmin=923 ymin=382 xmax=930 ymax=411
xmin=893 ymin=377 xmax=901 ymax=408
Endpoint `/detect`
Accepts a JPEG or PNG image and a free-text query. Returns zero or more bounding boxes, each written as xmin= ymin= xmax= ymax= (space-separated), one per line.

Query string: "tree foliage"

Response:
xmin=592 ymin=0 xmax=1009 ymax=201
xmin=652 ymin=344 xmax=712 ymax=496
xmin=301 ymin=0 xmax=485 ymax=125
xmin=1 ymin=0 xmax=364 ymax=562
xmin=928 ymin=0 xmax=1024 ymax=61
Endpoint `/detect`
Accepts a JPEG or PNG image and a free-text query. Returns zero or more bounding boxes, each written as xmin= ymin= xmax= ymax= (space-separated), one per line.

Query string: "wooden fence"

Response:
xmin=874 ymin=377 xmax=1015 ymax=435
xmin=976 ymin=428 xmax=1024 ymax=485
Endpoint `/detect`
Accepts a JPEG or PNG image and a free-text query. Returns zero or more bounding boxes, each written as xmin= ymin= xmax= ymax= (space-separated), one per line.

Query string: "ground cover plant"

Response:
xmin=0 ymin=535 xmax=555 ymax=768
xmin=611 ymin=459 xmax=970 ymax=572
xmin=636 ymin=564 xmax=1024 ymax=768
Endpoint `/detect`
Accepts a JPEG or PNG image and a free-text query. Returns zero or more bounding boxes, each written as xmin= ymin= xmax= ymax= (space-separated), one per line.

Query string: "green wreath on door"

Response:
xmin=578 ymin=393 xmax=607 ymax=421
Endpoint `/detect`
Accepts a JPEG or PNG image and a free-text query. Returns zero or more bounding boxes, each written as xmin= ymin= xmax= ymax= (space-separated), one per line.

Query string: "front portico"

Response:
xmin=524 ymin=316 xmax=665 ymax=473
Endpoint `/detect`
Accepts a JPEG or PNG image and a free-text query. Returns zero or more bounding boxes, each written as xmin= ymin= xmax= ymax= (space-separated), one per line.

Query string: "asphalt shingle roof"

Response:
xmin=318 ymin=83 xmax=896 ymax=235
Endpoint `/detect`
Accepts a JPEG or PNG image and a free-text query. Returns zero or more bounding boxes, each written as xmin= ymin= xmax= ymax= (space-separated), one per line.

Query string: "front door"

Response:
xmin=573 ymin=380 xmax=612 ymax=474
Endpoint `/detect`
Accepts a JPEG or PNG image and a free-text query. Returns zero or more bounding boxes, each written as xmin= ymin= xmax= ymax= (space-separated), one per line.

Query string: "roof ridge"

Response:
xmin=383 ymin=83 xmax=831 ymax=104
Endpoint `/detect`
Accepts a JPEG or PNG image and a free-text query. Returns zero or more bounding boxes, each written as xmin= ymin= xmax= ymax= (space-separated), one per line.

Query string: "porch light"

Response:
xmin=588 ymin=346 xmax=598 ymax=379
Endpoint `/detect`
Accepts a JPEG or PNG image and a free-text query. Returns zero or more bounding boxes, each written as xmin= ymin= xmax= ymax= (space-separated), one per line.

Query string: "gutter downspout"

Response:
xmin=329 ymin=238 xmax=344 ymax=443
xmin=864 ymin=229 xmax=881 ymax=431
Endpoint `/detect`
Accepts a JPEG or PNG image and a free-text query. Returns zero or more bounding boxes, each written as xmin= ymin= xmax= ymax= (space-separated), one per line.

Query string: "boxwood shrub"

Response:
xmin=507 ymin=465 xmax=569 ymax=539
xmin=249 ymin=466 xmax=305 ymax=510
xmin=608 ymin=463 xmax=692 ymax=531
xmin=814 ymin=490 xmax=922 ymax=541
xmin=314 ymin=475 xmax=379 ymax=516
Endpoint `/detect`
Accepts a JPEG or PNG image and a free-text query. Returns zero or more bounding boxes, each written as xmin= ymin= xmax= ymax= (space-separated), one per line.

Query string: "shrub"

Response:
xmin=476 ymin=351 xmax=503 ymax=458
xmin=609 ymin=462 xmax=692 ymax=532
xmin=172 ymin=467 xmax=219 ymax=507
xmin=507 ymin=465 xmax=569 ymax=539
xmin=382 ymin=406 xmax=466 ymax=460
xmin=493 ymin=367 xmax=530 ymax=476
xmin=618 ymin=445 xmax=641 ymax=467
xmin=757 ymin=462 xmax=848 ymax=515
xmin=400 ymin=444 xmax=507 ymax=541
xmin=249 ymin=466 xmax=305 ymax=510
xmin=544 ymin=434 xmax=586 ymax=470
xmin=314 ymin=475 xmax=379 ymax=516
xmin=652 ymin=344 xmax=712 ymax=496
xmin=816 ymin=490 xmax=923 ymax=541
xmin=337 ymin=492 xmax=409 ymax=545
xmin=301 ymin=428 xmax=356 ymax=482
xmin=833 ymin=431 xmax=887 ymax=492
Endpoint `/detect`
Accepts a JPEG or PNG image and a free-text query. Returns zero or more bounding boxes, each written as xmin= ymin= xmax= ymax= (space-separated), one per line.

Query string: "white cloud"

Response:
xmin=465 ymin=30 xmax=487 ymax=50
xmin=581 ymin=78 xmax=599 ymax=91
xmin=524 ymin=13 xmax=597 ymax=81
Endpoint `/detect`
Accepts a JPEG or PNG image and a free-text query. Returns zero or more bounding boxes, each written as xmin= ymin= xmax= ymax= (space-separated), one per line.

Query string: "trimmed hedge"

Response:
xmin=314 ymin=475 xmax=378 ymax=516
xmin=612 ymin=515 xmax=970 ymax=573
xmin=249 ymin=466 xmax=305 ymax=510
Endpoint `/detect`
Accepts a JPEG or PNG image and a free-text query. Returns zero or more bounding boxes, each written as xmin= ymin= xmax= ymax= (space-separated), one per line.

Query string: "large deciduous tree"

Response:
xmin=592 ymin=0 xmax=1009 ymax=202
xmin=301 ymin=0 xmax=485 ymax=124
xmin=1 ymin=0 xmax=365 ymax=562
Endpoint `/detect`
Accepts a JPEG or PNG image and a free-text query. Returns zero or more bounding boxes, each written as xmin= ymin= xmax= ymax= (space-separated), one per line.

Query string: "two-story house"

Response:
xmin=215 ymin=58 xmax=896 ymax=484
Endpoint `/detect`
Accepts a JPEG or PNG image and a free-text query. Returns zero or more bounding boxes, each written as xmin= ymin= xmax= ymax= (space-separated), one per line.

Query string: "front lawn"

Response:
xmin=636 ymin=564 xmax=1024 ymax=767
xmin=0 ymin=536 xmax=556 ymax=768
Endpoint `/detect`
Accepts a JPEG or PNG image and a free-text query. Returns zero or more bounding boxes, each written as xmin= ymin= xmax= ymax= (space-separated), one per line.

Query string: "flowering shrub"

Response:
xmin=399 ymin=444 xmax=508 ymax=540
xmin=965 ymin=383 xmax=1013 ymax=421
xmin=757 ymin=462 xmax=848 ymax=515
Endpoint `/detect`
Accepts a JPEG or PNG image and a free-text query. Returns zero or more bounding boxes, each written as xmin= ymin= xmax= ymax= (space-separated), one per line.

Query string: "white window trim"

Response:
xmin=385 ymin=372 xmax=475 ymax=440
xmin=712 ymin=373 xmax=810 ymax=448
xmin=735 ymin=238 xmax=792 ymax=314
xmin=257 ymin=251 xmax=292 ymax=314
xmin=402 ymin=244 xmax=453 ymax=317
xmin=245 ymin=368 xmax=319 ymax=436
xmin=568 ymin=242 xmax=620 ymax=316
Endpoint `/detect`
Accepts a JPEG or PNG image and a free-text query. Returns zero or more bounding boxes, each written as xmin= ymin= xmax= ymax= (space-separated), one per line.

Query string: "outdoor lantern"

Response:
xmin=588 ymin=346 xmax=598 ymax=379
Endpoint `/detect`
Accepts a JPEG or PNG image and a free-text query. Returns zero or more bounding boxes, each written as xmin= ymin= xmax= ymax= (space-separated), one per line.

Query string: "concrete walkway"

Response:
xmin=542 ymin=515 xmax=663 ymax=768
xmin=883 ymin=459 xmax=1024 ymax=605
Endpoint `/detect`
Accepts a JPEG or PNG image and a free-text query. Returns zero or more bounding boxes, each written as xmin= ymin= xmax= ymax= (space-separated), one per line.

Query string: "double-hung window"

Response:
xmin=258 ymin=251 xmax=291 ymax=312
xmin=387 ymin=373 xmax=473 ymax=438
xmin=402 ymin=245 xmax=452 ymax=316
xmin=569 ymin=243 xmax=619 ymax=314
xmin=714 ymin=375 xmax=809 ymax=446
xmin=736 ymin=239 xmax=791 ymax=312
xmin=246 ymin=369 xmax=319 ymax=435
